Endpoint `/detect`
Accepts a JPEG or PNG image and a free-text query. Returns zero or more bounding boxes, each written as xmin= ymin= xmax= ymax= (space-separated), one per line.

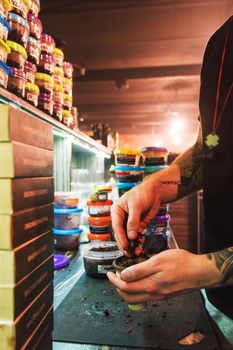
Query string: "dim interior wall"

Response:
xmin=169 ymin=193 xmax=198 ymax=252
xmin=54 ymin=135 xmax=72 ymax=192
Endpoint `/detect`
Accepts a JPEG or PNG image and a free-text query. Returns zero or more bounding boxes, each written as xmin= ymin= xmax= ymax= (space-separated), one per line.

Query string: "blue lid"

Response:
xmin=54 ymin=254 xmax=69 ymax=270
xmin=7 ymin=12 xmax=29 ymax=29
xmin=116 ymin=182 xmax=138 ymax=189
xmin=53 ymin=227 xmax=83 ymax=235
xmin=143 ymin=165 xmax=167 ymax=172
xmin=115 ymin=165 xmax=143 ymax=172
xmin=0 ymin=60 xmax=11 ymax=75
xmin=0 ymin=15 xmax=10 ymax=32
xmin=54 ymin=208 xmax=83 ymax=214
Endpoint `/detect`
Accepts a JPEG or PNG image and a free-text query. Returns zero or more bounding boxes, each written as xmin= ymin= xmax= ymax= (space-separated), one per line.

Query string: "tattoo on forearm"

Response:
xmin=206 ymin=247 xmax=233 ymax=285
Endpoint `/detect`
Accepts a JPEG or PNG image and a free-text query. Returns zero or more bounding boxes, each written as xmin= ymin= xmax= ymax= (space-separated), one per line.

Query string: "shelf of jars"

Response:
xmin=0 ymin=86 xmax=112 ymax=157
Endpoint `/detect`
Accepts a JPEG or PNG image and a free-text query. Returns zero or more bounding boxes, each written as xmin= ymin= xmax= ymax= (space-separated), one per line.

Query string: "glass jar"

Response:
xmin=24 ymin=60 xmax=36 ymax=83
xmin=29 ymin=0 xmax=40 ymax=16
xmin=7 ymin=12 xmax=29 ymax=47
xmin=62 ymin=61 xmax=73 ymax=78
xmin=0 ymin=14 xmax=10 ymax=41
xmin=26 ymin=35 xmax=40 ymax=65
xmin=0 ymin=0 xmax=12 ymax=19
xmin=62 ymin=109 xmax=73 ymax=127
xmin=52 ymin=47 xmax=64 ymax=67
xmin=0 ymin=59 xmax=11 ymax=87
xmin=35 ymin=72 xmax=53 ymax=94
xmin=7 ymin=66 xmax=26 ymax=97
xmin=27 ymin=13 xmax=42 ymax=40
xmin=38 ymin=92 xmax=53 ymax=114
xmin=53 ymin=102 xmax=63 ymax=121
xmin=53 ymin=65 xmax=63 ymax=84
xmin=40 ymin=33 xmax=55 ymax=54
xmin=10 ymin=0 xmax=30 ymax=19
xmin=53 ymin=83 xmax=63 ymax=104
xmin=63 ymin=93 xmax=72 ymax=111
xmin=25 ymin=81 xmax=39 ymax=106
xmin=6 ymin=40 xmax=27 ymax=69
xmin=0 ymin=37 xmax=10 ymax=63
xmin=62 ymin=76 xmax=72 ymax=94
xmin=37 ymin=53 xmax=54 ymax=75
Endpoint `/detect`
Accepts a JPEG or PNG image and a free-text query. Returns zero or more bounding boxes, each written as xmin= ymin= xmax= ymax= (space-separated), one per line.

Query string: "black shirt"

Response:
xmin=199 ymin=16 xmax=233 ymax=319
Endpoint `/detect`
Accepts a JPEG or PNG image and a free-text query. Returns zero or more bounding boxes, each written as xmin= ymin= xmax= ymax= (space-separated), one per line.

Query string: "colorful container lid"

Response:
xmin=53 ymin=227 xmax=83 ymax=235
xmin=0 ymin=14 xmax=11 ymax=31
xmin=38 ymin=93 xmax=52 ymax=101
xmin=54 ymin=254 xmax=69 ymax=270
xmin=87 ymin=200 xmax=113 ymax=206
xmin=54 ymin=208 xmax=83 ymax=214
xmin=2 ymin=0 xmax=12 ymax=11
xmin=35 ymin=72 xmax=52 ymax=82
xmin=95 ymin=185 xmax=112 ymax=192
xmin=143 ymin=165 xmax=167 ymax=172
xmin=27 ymin=35 xmax=40 ymax=47
xmin=62 ymin=109 xmax=71 ymax=117
xmin=40 ymin=53 xmax=54 ymax=63
xmin=88 ymin=216 xmax=111 ymax=224
xmin=27 ymin=13 xmax=42 ymax=28
xmin=63 ymin=61 xmax=73 ymax=69
xmin=25 ymin=82 xmax=39 ymax=92
xmin=53 ymin=47 xmax=64 ymax=58
xmin=54 ymin=65 xmax=63 ymax=75
xmin=0 ymin=38 xmax=10 ymax=53
xmin=53 ymin=83 xmax=63 ymax=92
xmin=0 ymin=60 xmax=11 ymax=75
xmin=152 ymin=214 xmax=170 ymax=223
xmin=115 ymin=165 xmax=143 ymax=172
xmin=6 ymin=40 xmax=27 ymax=58
xmin=53 ymin=102 xmax=63 ymax=109
xmin=63 ymin=93 xmax=72 ymax=101
xmin=116 ymin=182 xmax=138 ymax=189
xmin=25 ymin=60 xmax=37 ymax=71
xmin=7 ymin=12 xmax=29 ymax=29
xmin=88 ymin=233 xmax=111 ymax=241
xmin=114 ymin=147 xmax=141 ymax=155
xmin=40 ymin=33 xmax=55 ymax=44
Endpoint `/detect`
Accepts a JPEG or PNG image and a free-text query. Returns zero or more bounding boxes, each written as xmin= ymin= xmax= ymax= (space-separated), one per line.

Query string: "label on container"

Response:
xmin=44 ymin=63 xmax=53 ymax=73
xmin=26 ymin=92 xmax=37 ymax=105
xmin=44 ymin=102 xmax=52 ymax=113
xmin=97 ymin=264 xmax=113 ymax=274
xmin=26 ymin=71 xmax=35 ymax=84
xmin=44 ymin=82 xmax=53 ymax=91
xmin=89 ymin=206 xmax=109 ymax=216
xmin=29 ymin=46 xmax=39 ymax=60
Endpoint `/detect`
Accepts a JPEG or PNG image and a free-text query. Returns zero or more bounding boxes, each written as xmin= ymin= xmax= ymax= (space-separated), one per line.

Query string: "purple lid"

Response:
xmin=54 ymin=254 xmax=70 ymax=270
xmin=141 ymin=147 xmax=168 ymax=153
xmin=39 ymin=53 xmax=54 ymax=63
xmin=153 ymin=214 xmax=170 ymax=222
xmin=27 ymin=13 xmax=42 ymax=28
xmin=10 ymin=67 xmax=26 ymax=79
xmin=39 ymin=93 xmax=52 ymax=101
xmin=53 ymin=102 xmax=63 ymax=109
xmin=25 ymin=61 xmax=37 ymax=72
xmin=40 ymin=33 xmax=55 ymax=44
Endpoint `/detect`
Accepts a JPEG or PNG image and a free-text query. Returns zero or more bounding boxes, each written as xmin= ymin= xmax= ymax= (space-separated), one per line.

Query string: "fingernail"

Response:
xmin=122 ymin=268 xmax=130 ymax=279
xmin=128 ymin=231 xmax=137 ymax=239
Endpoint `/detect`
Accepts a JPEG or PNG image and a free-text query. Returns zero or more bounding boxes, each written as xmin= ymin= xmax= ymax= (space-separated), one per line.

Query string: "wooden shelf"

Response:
xmin=0 ymin=87 xmax=112 ymax=156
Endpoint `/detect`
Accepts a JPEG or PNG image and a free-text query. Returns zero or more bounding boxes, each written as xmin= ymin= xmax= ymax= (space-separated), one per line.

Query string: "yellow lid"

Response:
xmin=62 ymin=109 xmax=71 ymax=117
xmin=53 ymin=83 xmax=63 ymax=92
xmin=23 ymin=0 xmax=31 ymax=9
xmin=53 ymin=47 xmax=64 ymax=59
xmin=0 ymin=38 xmax=10 ymax=54
xmin=35 ymin=72 xmax=52 ymax=82
xmin=6 ymin=40 xmax=27 ymax=59
xmin=25 ymin=82 xmax=39 ymax=93
xmin=115 ymin=147 xmax=141 ymax=156
xmin=2 ymin=0 xmax=12 ymax=10
xmin=63 ymin=93 xmax=72 ymax=102
xmin=54 ymin=66 xmax=63 ymax=75
xmin=63 ymin=76 xmax=72 ymax=86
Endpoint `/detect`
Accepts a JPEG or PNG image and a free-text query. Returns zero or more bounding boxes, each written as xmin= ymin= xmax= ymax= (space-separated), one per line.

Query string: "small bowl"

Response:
xmin=113 ymin=255 xmax=148 ymax=311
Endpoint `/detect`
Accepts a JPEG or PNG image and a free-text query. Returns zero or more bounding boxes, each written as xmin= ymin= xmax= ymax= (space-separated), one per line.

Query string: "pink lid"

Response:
xmin=39 ymin=93 xmax=52 ymax=101
xmin=10 ymin=68 xmax=26 ymax=79
xmin=63 ymin=61 xmax=73 ymax=69
xmin=40 ymin=33 xmax=55 ymax=45
xmin=27 ymin=13 xmax=42 ymax=29
xmin=25 ymin=61 xmax=37 ymax=72
xmin=40 ymin=53 xmax=54 ymax=63
xmin=53 ymin=102 xmax=63 ymax=110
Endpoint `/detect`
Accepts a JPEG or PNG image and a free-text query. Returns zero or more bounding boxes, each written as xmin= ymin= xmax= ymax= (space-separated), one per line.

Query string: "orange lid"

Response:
xmin=88 ymin=233 xmax=111 ymax=241
xmin=66 ymin=197 xmax=79 ymax=205
xmin=88 ymin=216 xmax=111 ymax=223
xmin=87 ymin=200 xmax=113 ymax=206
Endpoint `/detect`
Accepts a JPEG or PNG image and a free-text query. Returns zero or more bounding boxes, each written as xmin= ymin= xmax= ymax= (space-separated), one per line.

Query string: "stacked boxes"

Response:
xmin=114 ymin=147 xmax=143 ymax=197
xmin=0 ymin=104 xmax=54 ymax=350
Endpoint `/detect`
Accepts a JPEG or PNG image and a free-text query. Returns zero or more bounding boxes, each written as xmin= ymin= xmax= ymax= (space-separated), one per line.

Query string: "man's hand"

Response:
xmin=107 ymin=249 xmax=222 ymax=303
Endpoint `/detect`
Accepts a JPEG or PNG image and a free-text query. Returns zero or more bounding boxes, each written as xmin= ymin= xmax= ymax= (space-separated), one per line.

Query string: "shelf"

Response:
xmin=0 ymin=86 xmax=112 ymax=157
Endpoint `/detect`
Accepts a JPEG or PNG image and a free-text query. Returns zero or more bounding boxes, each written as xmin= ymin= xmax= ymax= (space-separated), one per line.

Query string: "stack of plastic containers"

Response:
xmin=141 ymin=146 xmax=170 ymax=255
xmin=114 ymin=147 xmax=143 ymax=197
xmin=87 ymin=186 xmax=113 ymax=242
xmin=54 ymin=192 xmax=83 ymax=250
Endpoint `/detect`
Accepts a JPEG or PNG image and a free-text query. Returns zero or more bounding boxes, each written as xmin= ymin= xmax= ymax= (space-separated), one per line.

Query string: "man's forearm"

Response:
xmin=206 ymin=247 xmax=233 ymax=287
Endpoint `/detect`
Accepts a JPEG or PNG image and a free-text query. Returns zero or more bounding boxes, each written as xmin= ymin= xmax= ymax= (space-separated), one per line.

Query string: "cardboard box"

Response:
xmin=22 ymin=308 xmax=53 ymax=350
xmin=0 ymin=177 xmax=54 ymax=214
xmin=0 ymin=282 xmax=53 ymax=350
xmin=0 ymin=104 xmax=53 ymax=150
xmin=0 ymin=231 xmax=53 ymax=285
xmin=0 ymin=141 xmax=53 ymax=178
xmin=0 ymin=255 xmax=53 ymax=320
xmin=0 ymin=204 xmax=54 ymax=250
